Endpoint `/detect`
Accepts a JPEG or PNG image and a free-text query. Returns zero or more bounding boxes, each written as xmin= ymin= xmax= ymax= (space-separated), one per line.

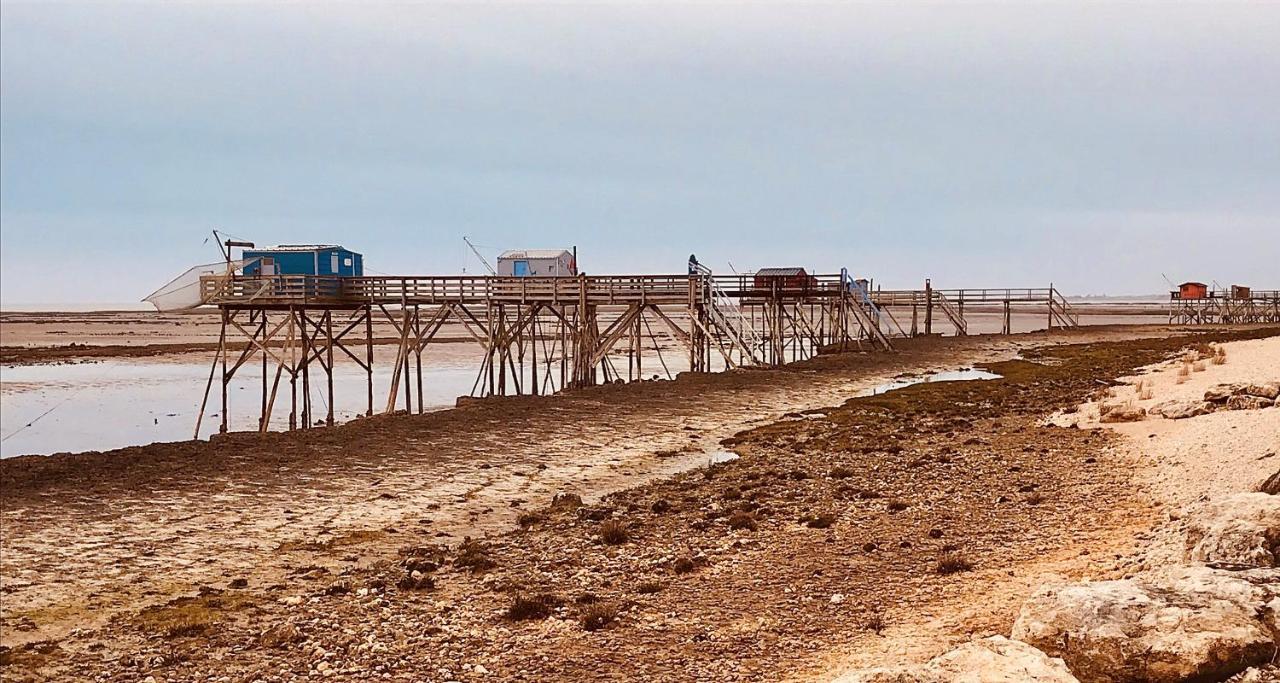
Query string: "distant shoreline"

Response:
xmin=1 ymin=303 xmax=155 ymax=313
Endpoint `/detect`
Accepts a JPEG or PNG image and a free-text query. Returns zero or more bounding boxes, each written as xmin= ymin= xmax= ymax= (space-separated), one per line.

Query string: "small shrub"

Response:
xmin=828 ymin=466 xmax=855 ymax=479
xmin=1025 ymin=491 xmax=1045 ymax=505
xmin=864 ymin=611 xmax=886 ymax=634
xmin=581 ymin=602 xmax=618 ymax=631
xmin=164 ymin=617 xmax=210 ymax=638
xmin=672 ymin=556 xmax=697 ymax=574
xmin=600 ymin=520 xmax=630 ymax=545
xmin=650 ymin=499 xmax=672 ymax=514
xmin=1212 ymin=347 xmax=1227 ymax=365
xmin=722 ymin=487 xmax=741 ymax=501
xmin=550 ymin=492 xmax=584 ymax=511
xmin=802 ymin=512 xmax=836 ymax=529
xmin=517 ymin=512 xmax=543 ymax=528
xmin=927 ymin=528 xmax=944 ymax=539
xmin=506 ymin=593 xmax=562 ymax=621
xmin=396 ymin=573 xmax=434 ymax=591
xmin=858 ymin=489 xmax=882 ymax=500
xmin=454 ymin=539 xmax=496 ymax=572
xmin=936 ymin=553 xmax=974 ymax=575
xmin=886 ymin=500 xmax=910 ymax=513
xmin=1193 ymin=361 xmax=1206 ymax=373
xmin=575 ymin=592 xmax=600 ymax=605
xmin=636 ymin=581 xmax=663 ymax=595
xmin=727 ymin=511 xmax=758 ymax=531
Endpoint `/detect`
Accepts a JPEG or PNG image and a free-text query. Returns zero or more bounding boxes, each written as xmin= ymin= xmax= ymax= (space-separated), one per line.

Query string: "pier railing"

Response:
xmin=200 ymin=273 xmax=857 ymax=308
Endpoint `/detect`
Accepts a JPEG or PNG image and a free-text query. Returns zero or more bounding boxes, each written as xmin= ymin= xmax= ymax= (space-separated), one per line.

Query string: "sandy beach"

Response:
xmin=4 ymin=324 xmax=1278 ymax=681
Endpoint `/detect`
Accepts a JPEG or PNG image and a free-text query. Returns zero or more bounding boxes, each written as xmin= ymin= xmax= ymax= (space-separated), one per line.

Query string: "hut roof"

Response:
xmin=755 ymin=267 xmax=808 ymax=277
xmin=498 ymin=249 xmax=572 ymax=260
xmin=257 ymin=244 xmax=347 ymax=252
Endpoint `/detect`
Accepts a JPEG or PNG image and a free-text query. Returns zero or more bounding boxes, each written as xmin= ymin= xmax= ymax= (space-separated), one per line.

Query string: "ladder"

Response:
xmin=841 ymin=271 xmax=893 ymax=349
xmin=933 ymin=291 xmax=968 ymax=336
xmin=693 ymin=263 xmax=765 ymax=365
xmin=1048 ymin=288 xmax=1080 ymax=328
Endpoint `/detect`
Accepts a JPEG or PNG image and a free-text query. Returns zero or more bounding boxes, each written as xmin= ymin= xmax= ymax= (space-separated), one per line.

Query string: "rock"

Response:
xmin=835 ymin=636 xmax=1079 ymax=682
xmin=1011 ymin=567 xmax=1280 ymax=683
xmin=1225 ymin=664 xmax=1280 ymax=682
xmin=1099 ymin=404 xmax=1146 ymax=423
xmin=1206 ymin=384 xmax=1247 ymax=403
xmin=1259 ymin=471 xmax=1280 ymax=496
xmin=1228 ymin=395 xmax=1274 ymax=411
xmin=1184 ymin=493 xmax=1280 ymax=569
xmin=1246 ymin=382 xmax=1280 ymax=400
xmin=1152 ymin=400 xmax=1215 ymax=420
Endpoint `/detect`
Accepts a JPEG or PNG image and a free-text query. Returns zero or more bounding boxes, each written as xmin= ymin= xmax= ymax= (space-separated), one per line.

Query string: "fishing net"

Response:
xmin=143 ymin=258 xmax=257 ymax=311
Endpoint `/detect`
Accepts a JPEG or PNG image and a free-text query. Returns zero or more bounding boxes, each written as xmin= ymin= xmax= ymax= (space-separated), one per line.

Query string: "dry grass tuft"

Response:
xmin=727 ymin=511 xmax=758 ymax=531
xmin=801 ymin=512 xmax=837 ymax=529
xmin=600 ymin=519 xmax=630 ymax=545
xmin=828 ymin=465 xmax=855 ymax=479
xmin=1193 ymin=361 xmax=1206 ymax=373
xmin=1212 ymin=346 xmax=1228 ymax=365
xmin=454 ymin=538 xmax=497 ymax=572
xmin=863 ymin=611 xmax=886 ymax=635
xmin=936 ymin=553 xmax=974 ymax=575
xmin=580 ymin=602 xmax=619 ymax=631
xmin=506 ymin=593 xmax=563 ymax=621
xmin=636 ymin=581 xmax=663 ymax=595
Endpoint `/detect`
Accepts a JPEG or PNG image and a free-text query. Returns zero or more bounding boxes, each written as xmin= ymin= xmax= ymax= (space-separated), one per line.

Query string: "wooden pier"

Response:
xmin=1168 ymin=289 xmax=1280 ymax=325
xmin=193 ymin=272 xmax=1079 ymax=435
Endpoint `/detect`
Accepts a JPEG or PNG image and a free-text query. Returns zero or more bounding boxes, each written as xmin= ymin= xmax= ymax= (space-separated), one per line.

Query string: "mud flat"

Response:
xmin=2 ymin=325 xmax=1276 ymax=682
xmin=0 ymin=304 xmax=1170 ymax=365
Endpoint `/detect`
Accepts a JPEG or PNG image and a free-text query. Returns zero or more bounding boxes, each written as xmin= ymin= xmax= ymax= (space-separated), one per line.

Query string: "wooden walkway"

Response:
xmin=194 ymin=272 xmax=1078 ymax=436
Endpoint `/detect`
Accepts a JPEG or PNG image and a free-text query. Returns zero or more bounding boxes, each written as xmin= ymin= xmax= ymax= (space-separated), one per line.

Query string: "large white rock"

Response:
xmin=1151 ymin=400 xmax=1214 ymax=420
xmin=1185 ymin=493 xmax=1280 ymax=569
xmin=836 ymin=636 xmax=1079 ymax=683
xmin=1011 ymin=567 xmax=1280 ymax=683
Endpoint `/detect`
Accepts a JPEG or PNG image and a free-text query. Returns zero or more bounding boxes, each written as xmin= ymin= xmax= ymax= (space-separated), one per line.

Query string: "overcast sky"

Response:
xmin=2 ymin=2 xmax=1277 ymax=305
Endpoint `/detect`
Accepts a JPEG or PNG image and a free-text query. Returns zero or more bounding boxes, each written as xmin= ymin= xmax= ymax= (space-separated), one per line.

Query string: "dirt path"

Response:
xmin=2 ymin=325 xmax=1271 ymax=682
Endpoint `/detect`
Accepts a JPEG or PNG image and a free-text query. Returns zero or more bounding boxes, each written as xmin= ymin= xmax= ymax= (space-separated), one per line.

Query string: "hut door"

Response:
xmin=261 ymin=257 xmax=276 ymax=276
xmin=513 ymin=260 xmax=530 ymax=277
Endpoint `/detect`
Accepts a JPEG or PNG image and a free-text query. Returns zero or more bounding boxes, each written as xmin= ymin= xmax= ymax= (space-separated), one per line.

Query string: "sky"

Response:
xmin=2 ymin=1 xmax=1278 ymax=305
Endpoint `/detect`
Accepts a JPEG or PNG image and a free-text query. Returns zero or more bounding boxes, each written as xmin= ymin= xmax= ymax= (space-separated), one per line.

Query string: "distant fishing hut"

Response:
xmin=1174 ymin=282 xmax=1209 ymax=299
xmin=243 ymin=245 xmax=364 ymax=277
xmin=753 ymin=267 xmax=818 ymax=292
xmin=496 ymin=249 xmax=577 ymax=277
